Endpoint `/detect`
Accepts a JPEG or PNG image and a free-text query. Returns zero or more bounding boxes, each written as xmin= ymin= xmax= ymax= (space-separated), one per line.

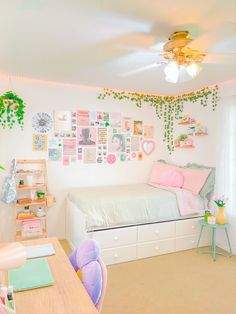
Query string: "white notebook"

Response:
xmin=25 ymin=243 xmax=55 ymax=259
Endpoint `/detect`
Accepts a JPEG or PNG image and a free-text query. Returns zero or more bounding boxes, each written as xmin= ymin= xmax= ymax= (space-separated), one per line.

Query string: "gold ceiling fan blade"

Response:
xmin=119 ymin=63 xmax=162 ymax=77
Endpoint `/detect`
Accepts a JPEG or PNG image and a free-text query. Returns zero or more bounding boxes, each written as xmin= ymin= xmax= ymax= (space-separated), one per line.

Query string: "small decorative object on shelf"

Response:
xmin=14 ymin=159 xmax=56 ymax=240
xmin=17 ymin=198 xmax=32 ymax=205
xmin=213 ymin=195 xmax=228 ymax=224
xmin=204 ymin=210 xmax=211 ymax=222
xmin=36 ymin=207 xmax=46 ymax=218
xmin=17 ymin=206 xmax=36 ymax=220
xmin=36 ymin=191 xmax=45 ymax=201
xmin=175 ymin=134 xmax=194 ymax=148
xmin=178 ymin=115 xmax=196 ymax=125
xmin=207 ymin=214 xmax=216 ymax=225
xmin=18 ymin=179 xmax=25 ymax=188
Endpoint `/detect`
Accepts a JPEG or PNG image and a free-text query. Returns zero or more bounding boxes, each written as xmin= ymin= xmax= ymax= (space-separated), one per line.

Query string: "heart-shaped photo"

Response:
xmin=141 ymin=140 xmax=156 ymax=156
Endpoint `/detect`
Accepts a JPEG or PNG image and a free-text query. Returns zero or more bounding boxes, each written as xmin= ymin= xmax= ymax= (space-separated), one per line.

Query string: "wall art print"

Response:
xmin=49 ymin=109 xmax=155 ymax=165
xmin=32 ymin=112 xmax=53 ymax=133
xmin=32 ymin=134 xmax=48 ymax=151
xmin=141 ymin=140 xmax=156 ymax=156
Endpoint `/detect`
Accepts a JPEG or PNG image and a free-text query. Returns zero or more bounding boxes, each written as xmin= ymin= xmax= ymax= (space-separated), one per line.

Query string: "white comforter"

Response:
xmin=68 ymin=184 xmax=204 ymax=230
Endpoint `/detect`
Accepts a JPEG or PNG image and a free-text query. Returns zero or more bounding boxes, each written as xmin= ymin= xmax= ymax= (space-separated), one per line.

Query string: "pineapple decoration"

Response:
xmin=0 ymin=91 xmax=26 ymax=129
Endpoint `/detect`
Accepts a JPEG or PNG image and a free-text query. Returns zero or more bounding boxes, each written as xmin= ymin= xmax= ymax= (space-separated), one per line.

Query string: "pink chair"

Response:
xmin=96 ymin=257 xmax=107 ymax=312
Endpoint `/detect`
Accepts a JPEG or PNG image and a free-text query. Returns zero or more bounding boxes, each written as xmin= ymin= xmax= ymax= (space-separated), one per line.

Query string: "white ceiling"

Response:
xmin=0 ymin=0 xmax=235 ymax=94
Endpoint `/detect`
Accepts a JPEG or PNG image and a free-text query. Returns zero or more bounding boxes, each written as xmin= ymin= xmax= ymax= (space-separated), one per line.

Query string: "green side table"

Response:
xmin=196 ymin=219 xmax=232 ymax=261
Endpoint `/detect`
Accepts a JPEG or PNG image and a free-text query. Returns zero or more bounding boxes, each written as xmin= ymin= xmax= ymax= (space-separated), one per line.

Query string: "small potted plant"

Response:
xmin=18 ymin=179 xmax=25 ymax=188
xmin=178 ymin=134 xmax=188 ymax=147
xmin=36 ymin=191 xmax=45 ymax=202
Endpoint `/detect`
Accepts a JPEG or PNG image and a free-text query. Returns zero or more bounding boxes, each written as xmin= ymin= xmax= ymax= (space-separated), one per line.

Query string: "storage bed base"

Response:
xmin=66 ymin=199 xmax=210 ymax=265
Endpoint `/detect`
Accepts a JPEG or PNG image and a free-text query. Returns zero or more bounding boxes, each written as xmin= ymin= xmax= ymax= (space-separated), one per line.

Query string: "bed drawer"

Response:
xmin=90 ymin=226 xmax=137 ymax=249
xmin=137 ymin=238 xmax=175 ymax=259
xmin=138 ymin=221 xmax=175 ymax=242
xmin=175 ymin=218 xmax=201 ymax=236
xmin=101 ymin=245 xmax=137 ymax=265
xmin=175 ymin=232 xmax=210 ymax=251
xmin=176 ymin=235 xmax=198 ymax=251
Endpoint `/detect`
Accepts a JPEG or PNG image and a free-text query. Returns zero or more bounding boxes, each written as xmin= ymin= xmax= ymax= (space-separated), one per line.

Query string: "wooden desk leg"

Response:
xmin=196 ymin=225 xmax=204 ymax=253
xmin=225 ymin=229 xmax=232 ymax=257
xmin=212 ymin=228 xmax=216 ymax=262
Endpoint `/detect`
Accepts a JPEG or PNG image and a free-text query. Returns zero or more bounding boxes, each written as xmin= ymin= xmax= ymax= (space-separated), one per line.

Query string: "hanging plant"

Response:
xmin=0 ymin=91 xmax=26 ymax=129
xmin=98 ymin=85 xmax=219 ymax=154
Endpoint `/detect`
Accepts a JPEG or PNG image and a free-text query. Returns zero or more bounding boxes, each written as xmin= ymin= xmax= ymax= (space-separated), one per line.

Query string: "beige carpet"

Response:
xmin=60 ymin=241 xmax=236 ymax=314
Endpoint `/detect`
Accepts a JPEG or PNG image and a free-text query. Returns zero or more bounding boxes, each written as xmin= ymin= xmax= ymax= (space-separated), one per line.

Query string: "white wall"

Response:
xmin=0 ymin=76 xmax=235 ymax=250
xmin=170 ymin=79 xmax=236 ymax=254
xmin=0 ymin=77 xmax=167 ymax=241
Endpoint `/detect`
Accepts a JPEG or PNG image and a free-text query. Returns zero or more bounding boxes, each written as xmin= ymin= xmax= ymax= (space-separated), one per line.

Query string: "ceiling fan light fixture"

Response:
xmin=186 ymin=62 xmax=201 ymax=78
xmin=162 ymin=31 xmax=205 ymax=83
xmin=164 ymin=61 xmax=179 ymax=83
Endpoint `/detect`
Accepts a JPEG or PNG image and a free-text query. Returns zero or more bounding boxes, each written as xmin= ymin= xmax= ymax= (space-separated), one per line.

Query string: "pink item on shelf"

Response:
xmin=21 ymin=219 xmax=42 ymax=237
xmin=158 ymin=169 xmax=184 ymax=188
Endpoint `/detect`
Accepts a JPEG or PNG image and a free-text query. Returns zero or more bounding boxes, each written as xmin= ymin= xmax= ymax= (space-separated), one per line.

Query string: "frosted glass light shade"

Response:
xmin=164 ymin=62 xmax=179 ymax=83
xmin=186 ymin=63 xmax=201 ymax=77
xmin=164 ymin=62 xmax=202 ymax=83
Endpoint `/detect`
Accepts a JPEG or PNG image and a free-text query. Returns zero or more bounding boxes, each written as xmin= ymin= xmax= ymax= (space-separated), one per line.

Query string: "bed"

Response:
xmin=66 ymin=162 xmax=214 ymax=265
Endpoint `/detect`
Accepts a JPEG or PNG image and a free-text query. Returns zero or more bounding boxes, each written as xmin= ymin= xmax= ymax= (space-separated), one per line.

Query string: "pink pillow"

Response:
xmin=159 ymin=169 xmax=184 ymax=188
xmin=149 ymin=161 xmax=211 ymax=194
xmin=149 ymin=162 xmax=177 ymax=184
xmin=180 ymin=167 xmax=211 ymax=195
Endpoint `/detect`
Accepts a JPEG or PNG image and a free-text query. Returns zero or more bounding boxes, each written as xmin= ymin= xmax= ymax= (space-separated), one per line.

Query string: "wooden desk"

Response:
xmin=5 ymin=238 xmax=98 ymax=314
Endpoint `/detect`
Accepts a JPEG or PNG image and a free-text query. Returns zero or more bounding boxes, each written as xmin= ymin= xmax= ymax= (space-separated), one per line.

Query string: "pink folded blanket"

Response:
xmin=149 ymin=183 xmax=202 ymax=216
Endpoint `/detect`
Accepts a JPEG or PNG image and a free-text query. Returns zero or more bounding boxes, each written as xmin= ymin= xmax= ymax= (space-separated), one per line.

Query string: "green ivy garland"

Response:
xmin=98 ymin=85 xmax=219 ymax=154
xmin=0 ymin=91 xmax=26 ymax=129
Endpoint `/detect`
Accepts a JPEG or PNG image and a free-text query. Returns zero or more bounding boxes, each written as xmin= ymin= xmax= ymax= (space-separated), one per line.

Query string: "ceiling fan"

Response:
xmin=119 ymin=28 xmax=235 ymax=83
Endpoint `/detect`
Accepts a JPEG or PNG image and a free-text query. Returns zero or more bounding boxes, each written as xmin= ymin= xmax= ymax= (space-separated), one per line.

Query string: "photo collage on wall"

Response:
xmin=32 ymin=110 xmax=155 ymax=166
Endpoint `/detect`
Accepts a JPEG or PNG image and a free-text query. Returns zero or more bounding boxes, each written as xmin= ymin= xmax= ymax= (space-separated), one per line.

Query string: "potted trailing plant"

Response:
xmin=0 ymin=91 xmax=26 ymax=129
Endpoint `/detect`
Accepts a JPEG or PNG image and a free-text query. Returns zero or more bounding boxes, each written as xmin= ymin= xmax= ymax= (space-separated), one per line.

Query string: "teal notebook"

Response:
xmin=9 ymin=258 xmax=54 ymax=292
